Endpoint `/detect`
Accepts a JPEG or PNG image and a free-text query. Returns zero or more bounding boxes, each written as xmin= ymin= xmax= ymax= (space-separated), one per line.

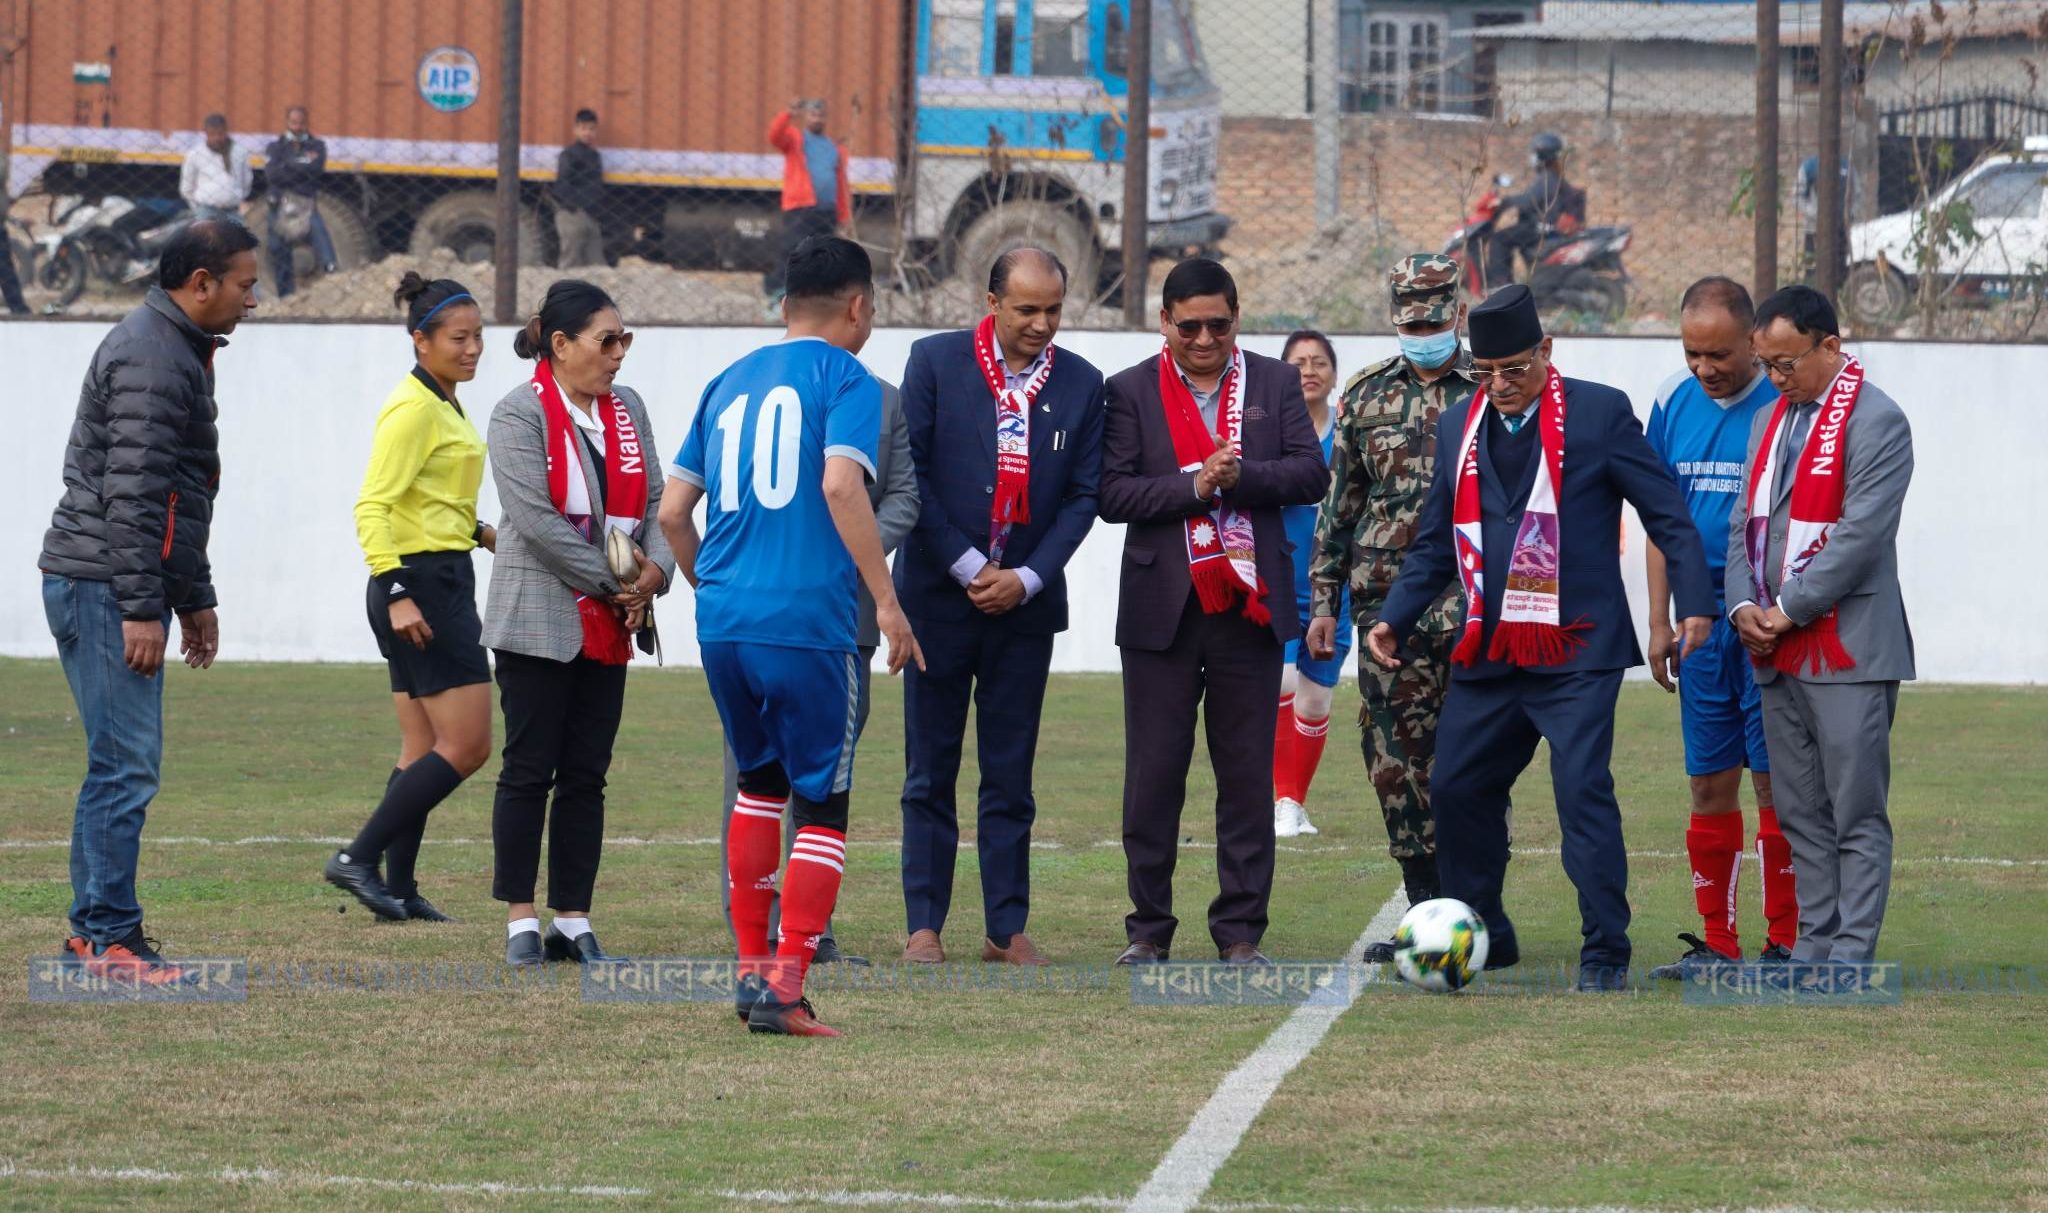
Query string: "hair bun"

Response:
xmin=393 ymin=270 xmax=430 ymax=311
xmin=512 ymin=316 xmax=545 ymax=360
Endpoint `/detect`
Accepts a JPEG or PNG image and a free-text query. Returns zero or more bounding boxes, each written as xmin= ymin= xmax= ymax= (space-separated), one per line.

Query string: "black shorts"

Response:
xmin=366 ymin=550 xmax=490 ymax=698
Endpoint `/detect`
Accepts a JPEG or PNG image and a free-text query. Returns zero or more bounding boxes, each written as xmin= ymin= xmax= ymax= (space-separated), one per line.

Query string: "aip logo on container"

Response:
xmin=418 ymin=46 xmax=481 ymax=113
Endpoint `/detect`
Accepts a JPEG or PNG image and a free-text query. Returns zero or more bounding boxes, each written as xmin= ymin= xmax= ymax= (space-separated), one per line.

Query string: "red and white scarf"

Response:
xmin=1742 ymin=355 xmax=1863 ymax=676
xmin=533 ymin=365 xmax=646 ymax=666
xmin=1157 ymin=346 xmax=1270 ymax=626
xmin=1450 ymin=364 xmax=1587 ymax=667
xmin=973 ymin=313 xmax=1054 ymax=555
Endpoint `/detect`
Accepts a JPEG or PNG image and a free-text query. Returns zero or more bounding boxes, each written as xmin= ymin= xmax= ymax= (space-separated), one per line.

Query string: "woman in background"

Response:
xmin=1273 ymin=330 xmax=1350 ymax=839
xmin=484 ymin=279 xmax=671 ymax=967
xmin=326 ymin=273 xmax=493 ymax=922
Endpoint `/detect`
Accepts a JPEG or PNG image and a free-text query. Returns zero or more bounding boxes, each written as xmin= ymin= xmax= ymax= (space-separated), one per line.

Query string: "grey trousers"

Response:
xmin=554 ymin=207 xmax=603 ymax=268
xmin=718 ymin=647 xmax=872 ymax=947
xmin=1759 ymin=677 xmax=1898 ymax=963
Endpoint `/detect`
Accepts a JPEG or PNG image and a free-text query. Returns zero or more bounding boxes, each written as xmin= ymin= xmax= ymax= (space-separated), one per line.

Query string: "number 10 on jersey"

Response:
xmin=714 ymin=386 xmax=802 ymax=512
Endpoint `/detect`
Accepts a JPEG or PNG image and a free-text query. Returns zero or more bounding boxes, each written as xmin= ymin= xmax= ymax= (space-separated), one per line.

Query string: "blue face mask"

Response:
xmin=1398 ymin=329 xmax=1460 ymax=369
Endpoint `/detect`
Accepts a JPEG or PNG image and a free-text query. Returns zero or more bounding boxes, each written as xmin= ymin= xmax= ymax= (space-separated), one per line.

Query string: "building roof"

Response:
xmin=1474 ymin=1 xmax=2048 ymax=47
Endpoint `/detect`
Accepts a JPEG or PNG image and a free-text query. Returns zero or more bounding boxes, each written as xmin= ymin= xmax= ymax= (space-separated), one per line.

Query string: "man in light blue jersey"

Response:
xmin=660 ymin=235 xmax=924 ymax=1037
xmin=1642 ymin=276 xmax=1796 ymax=978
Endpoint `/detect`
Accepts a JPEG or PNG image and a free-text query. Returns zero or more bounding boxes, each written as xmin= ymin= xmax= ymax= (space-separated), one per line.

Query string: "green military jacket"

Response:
xmin=1308 ymin=349 xmax=1479 ymax=633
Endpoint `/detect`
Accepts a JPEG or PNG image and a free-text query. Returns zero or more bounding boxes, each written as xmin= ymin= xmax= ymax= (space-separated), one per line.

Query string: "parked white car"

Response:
xmin=1844 ymin=135 xmax=2048 ymax=326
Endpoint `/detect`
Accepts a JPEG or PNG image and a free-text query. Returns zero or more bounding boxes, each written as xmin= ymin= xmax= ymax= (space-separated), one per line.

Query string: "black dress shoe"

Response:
xmin=1576 ymin=963 xmax=1630 ymax=992
xmin=812 ymin=936 xmax=870 ymax=966
xmin=399 ymin=894 xmax=456 ymax=923
xmin=1483 ymin=935 xmax=1521 ymax=971
xmin=505 ymin=930 xmax=544 ymax=967
xmin=543 ymin=925 xmax=626 ymax=964
xmin=324 ymin=852 xmax=407 ymax=921
xmin=1115 ymin=941 xmax=1169 ymax=965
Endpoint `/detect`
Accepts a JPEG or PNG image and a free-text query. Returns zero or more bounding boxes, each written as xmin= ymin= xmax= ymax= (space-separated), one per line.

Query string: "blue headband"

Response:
xmin=414 ymin=291 xmax=475 ymax=330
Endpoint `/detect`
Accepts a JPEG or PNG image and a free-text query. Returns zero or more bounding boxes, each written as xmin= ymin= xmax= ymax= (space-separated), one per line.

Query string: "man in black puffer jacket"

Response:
xmin=39 ymin=219 xmax=259 ymax=983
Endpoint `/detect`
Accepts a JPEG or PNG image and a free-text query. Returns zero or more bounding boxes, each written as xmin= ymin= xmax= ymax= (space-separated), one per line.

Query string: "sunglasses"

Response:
xmin=1172 ymin=317 xmax=1236 ymax=339
xmin=578 ymin=330 xmax=635 ymax=356
xmin=1473 ymin=361 xmax=1535 ymax=383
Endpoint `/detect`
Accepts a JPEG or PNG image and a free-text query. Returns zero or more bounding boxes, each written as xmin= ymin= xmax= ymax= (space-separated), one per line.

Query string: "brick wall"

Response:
xmin=1216 ymin=112 xmax=1813 ymax=331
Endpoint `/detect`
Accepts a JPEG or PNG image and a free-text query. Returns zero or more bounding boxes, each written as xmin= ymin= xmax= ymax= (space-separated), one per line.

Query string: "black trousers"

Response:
xmin=1119 ymin=595 xmax=1283 ymax=954
xmin=490 ymin=649 xmax=628 ymax=910
xmin=764 ymin=206 xmax=837 ymax=295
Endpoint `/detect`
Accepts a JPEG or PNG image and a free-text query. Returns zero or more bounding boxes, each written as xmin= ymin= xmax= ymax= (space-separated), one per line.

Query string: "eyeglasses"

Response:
xmin=1759 ymin=340 xmax=1823 ymax=378
xmin=579 ymin=330 xmax=635 ymax=356
xmin=1472 ymin=361 xmax=1535 ymax=383
xmin=1172 ymin=317 xmax=1236 ymax=339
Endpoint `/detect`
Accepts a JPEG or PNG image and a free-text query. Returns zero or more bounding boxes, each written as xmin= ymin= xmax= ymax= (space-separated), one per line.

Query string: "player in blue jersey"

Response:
xmin=1272 ymin=331 xmax=1350 ymax=838
xmin=659 ymin=236 xmax=924 ymax=1036
xmin=1642 ymin=276 xmax=1797 ymax=978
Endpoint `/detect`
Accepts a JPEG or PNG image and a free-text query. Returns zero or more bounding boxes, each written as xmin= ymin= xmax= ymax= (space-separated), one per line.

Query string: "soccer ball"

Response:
xmin=1391 ymin=897 xmax=1490 ymax=992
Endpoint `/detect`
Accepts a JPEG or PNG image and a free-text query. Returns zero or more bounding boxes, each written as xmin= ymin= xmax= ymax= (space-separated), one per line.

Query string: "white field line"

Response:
xmin=0 ymin=834 xmax=2039 ymax=868
xmin=0 ymin=1159 xmax=646 ymax=1198
xmin=1124 ymin=885 xmax=1411 ymax=1213
xmin=719 ymin=1189 xmax=1124 ymax=1209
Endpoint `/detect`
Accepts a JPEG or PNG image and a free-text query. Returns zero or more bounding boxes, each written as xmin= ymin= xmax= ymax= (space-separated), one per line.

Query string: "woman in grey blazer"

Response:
xmin=484 ymin=280 xmax=674 ymax=967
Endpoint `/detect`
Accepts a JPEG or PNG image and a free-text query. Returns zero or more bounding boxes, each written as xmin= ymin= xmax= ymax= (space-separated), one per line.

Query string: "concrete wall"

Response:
xmin=4 ymin=321 xmax=2038 ymax=682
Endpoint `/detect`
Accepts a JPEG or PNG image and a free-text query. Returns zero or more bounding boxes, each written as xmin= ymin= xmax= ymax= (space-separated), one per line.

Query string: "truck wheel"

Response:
xmin=953 ymin=202 xmax=1099 ymax=299
xmin=1842 ymin=261 xmax=1911 ymax=328
xmin=250 ymin=200 xmax=376 ymax=289
xmin=410 ymin=191 xmax=542 ymax=266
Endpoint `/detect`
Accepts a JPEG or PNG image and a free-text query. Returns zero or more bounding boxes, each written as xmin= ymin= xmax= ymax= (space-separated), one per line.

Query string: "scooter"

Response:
xmin=1443 ymin=175 xmax=1633 ymax=324
xmin=34 ymin=194 xmax=191 ymax=309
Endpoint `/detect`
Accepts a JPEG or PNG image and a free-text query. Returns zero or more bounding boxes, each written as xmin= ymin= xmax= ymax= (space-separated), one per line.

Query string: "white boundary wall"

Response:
xmin=3 ymin=321 xmax=2039 ymax=683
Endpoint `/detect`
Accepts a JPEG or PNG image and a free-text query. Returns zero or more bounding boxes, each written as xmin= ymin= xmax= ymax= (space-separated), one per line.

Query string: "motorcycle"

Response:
xmin=1444 ymin=174 xmax=1633 ymax=325
xmin=34 ymin=194 xmax=191 ymax=309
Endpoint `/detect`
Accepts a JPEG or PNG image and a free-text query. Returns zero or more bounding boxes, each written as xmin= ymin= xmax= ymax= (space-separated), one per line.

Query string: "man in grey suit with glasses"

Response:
xmin=1729 ymin=285 xmax=1914 ymax=966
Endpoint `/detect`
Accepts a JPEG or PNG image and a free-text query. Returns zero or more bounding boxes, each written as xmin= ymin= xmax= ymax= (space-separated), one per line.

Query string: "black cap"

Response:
xmin=1468 ymin=284 xmax=1543 ymax=359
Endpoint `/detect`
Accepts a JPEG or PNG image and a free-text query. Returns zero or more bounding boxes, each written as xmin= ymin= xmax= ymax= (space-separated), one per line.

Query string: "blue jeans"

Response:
xmin=42 ymin=574 xmax=168 ymax=945
xmin=266 ymin=204 xmax=338 ymax=298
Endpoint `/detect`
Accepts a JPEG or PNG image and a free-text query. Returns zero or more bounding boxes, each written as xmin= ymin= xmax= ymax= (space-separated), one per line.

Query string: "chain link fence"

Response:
xmin=3 ymin=0 xmax=2043 ymax=338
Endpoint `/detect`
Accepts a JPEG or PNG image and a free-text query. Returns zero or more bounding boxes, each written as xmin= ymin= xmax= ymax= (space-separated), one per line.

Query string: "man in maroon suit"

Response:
xmin=1101 ymin=258 xmax=1329 ymax=965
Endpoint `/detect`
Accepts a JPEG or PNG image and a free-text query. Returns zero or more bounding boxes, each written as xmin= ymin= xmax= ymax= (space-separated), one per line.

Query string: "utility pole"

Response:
xmin=1815 ymin=0 xmax=1844 ymax=300
xmin=1312 ymin=0 xmax=1339 ymax=230
xmin=1754 ymin=0 xmax=1780 ymax=296
xmin=1120 ymin=0 xmax=1152 ymax=328
xmin=494 ymin=0 xmax=524 ymax=324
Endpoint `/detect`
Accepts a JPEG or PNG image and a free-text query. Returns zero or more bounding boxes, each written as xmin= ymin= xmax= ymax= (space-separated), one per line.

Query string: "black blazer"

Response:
xmin=893 ymin=329 xmax=1105 ymax=635
xmin=1379 ymin=376 xmax=1713 ymax=680
xmin=1100 ymin=348 xmax=1329 ymax=652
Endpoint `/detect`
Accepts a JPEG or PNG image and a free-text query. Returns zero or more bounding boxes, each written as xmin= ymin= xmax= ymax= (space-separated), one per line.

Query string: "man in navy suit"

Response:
xmin=1367 ymin=284 xmax=1715 ymax=990
xmin=895 ymin=248 xmax=1104 ymax=965
xmin=1102 ymin=257 xmax=1329 ymax=966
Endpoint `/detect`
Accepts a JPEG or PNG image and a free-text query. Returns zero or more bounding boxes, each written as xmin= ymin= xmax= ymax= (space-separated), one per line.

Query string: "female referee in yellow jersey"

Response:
xmin=324 ymin=273 xmax=494 ymax=922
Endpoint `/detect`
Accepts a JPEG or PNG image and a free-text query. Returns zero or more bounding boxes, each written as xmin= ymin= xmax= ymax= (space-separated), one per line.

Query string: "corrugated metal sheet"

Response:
xmin=10 ymin=0 xmax=903 ymax=158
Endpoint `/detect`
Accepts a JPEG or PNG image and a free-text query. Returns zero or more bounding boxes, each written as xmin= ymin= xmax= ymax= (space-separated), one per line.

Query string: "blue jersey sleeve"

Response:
xmin=823 ymin=363 xmax=881 ymax=481
xmin=671 ymin=379 xmax=715 ymax=486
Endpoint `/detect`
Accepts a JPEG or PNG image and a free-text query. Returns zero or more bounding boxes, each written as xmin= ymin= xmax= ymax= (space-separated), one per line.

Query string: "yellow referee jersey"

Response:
xmin=354 ymin=367 xmax=486 ymax=576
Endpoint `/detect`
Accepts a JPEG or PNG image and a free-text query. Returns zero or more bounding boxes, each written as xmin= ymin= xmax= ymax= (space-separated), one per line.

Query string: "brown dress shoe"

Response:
xmin=981 ymin=933 xmax=1051 ymax=966
xmin=1115 ymin=941 xmax=1169 ymax=965
xmin=902 ymin=929 xmax=946 ymax=964
xmin=1219 ymin=942 xmax=1273 ymax=965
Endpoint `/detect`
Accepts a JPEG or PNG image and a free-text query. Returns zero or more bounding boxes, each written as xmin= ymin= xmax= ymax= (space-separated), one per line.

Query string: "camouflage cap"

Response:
xmin=1388 ymin=253 xmax=1460 ymax=325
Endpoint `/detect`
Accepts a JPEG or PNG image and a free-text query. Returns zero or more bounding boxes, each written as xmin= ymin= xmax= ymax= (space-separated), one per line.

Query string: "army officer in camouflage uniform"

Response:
xmin=1305 ymin=253 xmax=1478 ymax=962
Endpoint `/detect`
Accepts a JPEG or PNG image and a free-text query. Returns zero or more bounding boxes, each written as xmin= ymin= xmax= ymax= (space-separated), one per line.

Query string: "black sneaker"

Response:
xmin=1648 ymin=932 xmax=1739 ymax=980
xmin=747 ymin=994 xmax=841 ymax=1037
xmin=812 ymin=937 xmax=869 ymax=966
xmin=1758 ymin=942 xmax=1794 ymax=964
xmin=1362 ymin=938 xmax=1399 ymax=964
xmin=324 ymin=852 xmax=407 ymax=920
xmin=399 ymin=894 xmax=456 ymax=923
xmin=735 ymin=972 xmax=769 ymax=1024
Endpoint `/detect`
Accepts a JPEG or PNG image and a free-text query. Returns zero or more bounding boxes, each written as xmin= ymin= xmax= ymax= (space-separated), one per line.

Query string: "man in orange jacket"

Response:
xmin=765 ymin=98 xmax=852 ymax=305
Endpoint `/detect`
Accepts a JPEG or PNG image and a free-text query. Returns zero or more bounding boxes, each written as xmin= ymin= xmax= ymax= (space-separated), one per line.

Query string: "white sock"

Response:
xmin=507 ymin=917 xmax=540 ymax=940
xmin=552 ymin=916 xmax=592 ymax=939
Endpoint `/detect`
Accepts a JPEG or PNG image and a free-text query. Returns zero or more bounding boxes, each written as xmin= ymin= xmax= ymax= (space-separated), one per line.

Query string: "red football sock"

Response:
xmin=772 ymin=826 xmax=846 ymax=1001
xmin=727 ymin=793 xmax=785 ymax=961
xmin=1288 ymin=710 xmax=1331 ymax=805
xmin=1684 ymin=810 xmax=1745 ymax=960
xmin=1271 ymin=694 xmax=1297 ymax=801
xmin=1756 ymin=808 xmax=1799 ymax=951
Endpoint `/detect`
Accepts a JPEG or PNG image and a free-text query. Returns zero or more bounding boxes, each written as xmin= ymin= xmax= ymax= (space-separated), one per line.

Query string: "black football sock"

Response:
xmin=346 ymin=754 xmax=464 ymax=867
xmin=383 ymin=766 xmax=433 ymax=899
